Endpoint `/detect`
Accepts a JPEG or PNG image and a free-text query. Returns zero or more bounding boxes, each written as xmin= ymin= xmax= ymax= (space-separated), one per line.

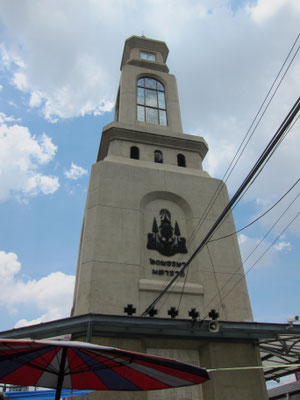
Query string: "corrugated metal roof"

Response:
xmin=268 ymin=379 xmax=300 ymax=398
xmin=259 ymin=334 xmax=300 ymax=381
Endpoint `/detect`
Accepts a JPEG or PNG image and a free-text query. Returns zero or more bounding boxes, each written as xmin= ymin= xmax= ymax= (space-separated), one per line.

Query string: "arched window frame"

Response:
xmin=154 ymin=150 xmax=163 ymax=164
xmin=177 ymin=153 xmax=186 ymax=167
xmin=130 ymin=146 xmax=140 ymax=160
xmin=137 ymin=77 xmax=167 ymax=126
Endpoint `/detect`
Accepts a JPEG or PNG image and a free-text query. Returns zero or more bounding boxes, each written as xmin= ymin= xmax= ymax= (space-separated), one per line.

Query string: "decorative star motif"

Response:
xmin=124 ymin=304 xmax=136 ymax=316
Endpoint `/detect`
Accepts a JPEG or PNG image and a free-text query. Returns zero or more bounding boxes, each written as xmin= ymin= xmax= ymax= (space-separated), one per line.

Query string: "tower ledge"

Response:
xmin=97 ymin=122 xmax=209 ymax=162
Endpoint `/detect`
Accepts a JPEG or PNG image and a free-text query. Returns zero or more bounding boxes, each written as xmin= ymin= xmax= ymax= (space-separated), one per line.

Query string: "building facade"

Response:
xmin=71 ymin=36 xmax=267 ymax=400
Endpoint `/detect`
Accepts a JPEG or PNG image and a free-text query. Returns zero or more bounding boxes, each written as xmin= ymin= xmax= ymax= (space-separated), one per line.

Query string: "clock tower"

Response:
xmin=71 ymin=36 xmax=267 ymax=400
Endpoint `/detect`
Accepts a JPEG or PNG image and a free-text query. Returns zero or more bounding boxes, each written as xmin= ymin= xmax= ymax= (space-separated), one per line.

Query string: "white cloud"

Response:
xmin=237 ymin=233 xmax=275 ymax=269
xmin=274 ymin=241 xmax=291 ymax=252
xmin=0 ymin=42 xmax=24 ymax=69
xmin=0 ymin=112 xmax=20 ymax=124
xmin=0 ymin=1 xmax=118 ymax=121
xmin=248 ymin=0 xmax=300 ymax=23
xmin=0 ymin=118 xmax=59 ymax=201
xmin=0 ymin=84 xmax=3 ymax=91
xmin=25 ymin=174 xmax=60 ymax=196
xmin=0 ymin=0 xmax=298 ymax=226
xmin=0 ymin=251 xmax=21 ymax=282
xmin=93 ymin=100 xmax=114 ymax=116
xmin=29 ymin=90 xmax=43 ymax=108
xmin=8 ymin=100 xmax=17 ymax=108
xmin=238 ymin=233 xmax=248 ymax=246
xmin=204 ymin=137 xmax=236 ymax=177
xmin=0 ymin=250 xmax=75 ymax=327
xmin=64 ymin=162 xmax=88 ymax=180
xmin=12 ymin=71 xmax=28 ymax=90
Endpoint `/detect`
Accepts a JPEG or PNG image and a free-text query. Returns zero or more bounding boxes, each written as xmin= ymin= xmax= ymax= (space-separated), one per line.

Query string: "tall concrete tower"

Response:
xmin=72 ymin=35 xmax=252 ymax=321
xmin=71 ymin=36 xmax=267 ymax=400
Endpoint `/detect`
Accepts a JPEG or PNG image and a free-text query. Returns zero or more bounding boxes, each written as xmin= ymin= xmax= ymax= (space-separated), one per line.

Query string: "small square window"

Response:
xmin=140 ymin=51 xmax=156 ymax=62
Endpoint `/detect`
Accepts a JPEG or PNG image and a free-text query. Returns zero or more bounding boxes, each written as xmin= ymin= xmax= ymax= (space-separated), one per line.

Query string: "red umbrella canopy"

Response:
xmin=0 ymin=339 xmax=209 ymax=392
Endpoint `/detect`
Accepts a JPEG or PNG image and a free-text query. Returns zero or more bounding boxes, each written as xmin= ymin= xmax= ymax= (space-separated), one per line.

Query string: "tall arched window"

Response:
xmin=177 ymin=153 xmax=186 ymax=167
xmin=154 ymin=150 xmax=163 ymax=163
xmin=137 ymin=77 xmax=167 ymax=126
xmin=130 ymin=146 xmax=139 ymax=160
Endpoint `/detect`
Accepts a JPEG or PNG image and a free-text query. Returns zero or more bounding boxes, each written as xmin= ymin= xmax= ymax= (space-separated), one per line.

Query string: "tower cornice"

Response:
xmin=97 ymin=123 xmax=208 ymax=162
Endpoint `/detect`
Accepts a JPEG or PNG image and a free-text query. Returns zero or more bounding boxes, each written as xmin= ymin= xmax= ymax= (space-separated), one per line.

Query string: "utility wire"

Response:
xmin=154 ymin=107 xmax=299 ymax=317
xmin=201 ymin=192 xmax=300 ymax=319
xmin=208 ymin=49 xmax=300 ymax=242
xmin=176 ymin=179 xmax=299 ymax=316
xmin=220 ymin=43 xmax=299 ymax=186
xmin=182 ymin=36 xmax=300 ymax=252
xmin=209 ymin=177 xmax=300 ymax=243
xmin=164 ymin=36 xmax=300 ymax=307
xmin=141 ymin=96 xmax=300 ymax=316
xmin=206 ymin=243 xmax=223 ymax=305
xmin=181 ymin=113 xmax=299 ymax=313
xmin=226 ymin=112 xmax=300 ymax=216
xmin=145 ymin=36 xmax=300 ymax=316
xmin=203 ymin=209 xmax=300 ymax=320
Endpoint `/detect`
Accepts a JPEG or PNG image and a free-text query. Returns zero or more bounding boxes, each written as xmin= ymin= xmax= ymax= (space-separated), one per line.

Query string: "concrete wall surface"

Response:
xmin=72 ymin=153 xmax=253 ymax=321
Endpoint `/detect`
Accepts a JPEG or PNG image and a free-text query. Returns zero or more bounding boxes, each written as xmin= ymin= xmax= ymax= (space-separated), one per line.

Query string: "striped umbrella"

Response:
xmin=0 ymin=339 xmax=209 ymax=399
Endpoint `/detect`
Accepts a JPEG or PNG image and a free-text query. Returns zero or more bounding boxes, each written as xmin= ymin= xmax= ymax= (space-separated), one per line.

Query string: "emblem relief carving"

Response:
xmin=147 ymin=208 xmax=187 ymax=257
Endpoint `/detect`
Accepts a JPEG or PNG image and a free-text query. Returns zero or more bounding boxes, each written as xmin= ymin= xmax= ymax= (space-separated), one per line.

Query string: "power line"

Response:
xmin=160 ymin=90 xmax=300 ymax=316
xmin=143 ymin=35 xmax=300 ymax=316
xmin=159 ymin=35 xmax=300 ymax=304
xmin=147 ymin=108 xmax=299 ymax=317
xmin=203 ymin=209 xmax=300 ymax=320
xmin=227 ymin=112 xmax=300 ymax=215
xmin=141 ymin=96 xmax=300 ymax=316
xmin=202 ymin=192 xmax=300 ymax=318
xmin=209 ymin=177 xmax=300 ymax=243
xmin=181 ymin=35 xmax=300 ymax=253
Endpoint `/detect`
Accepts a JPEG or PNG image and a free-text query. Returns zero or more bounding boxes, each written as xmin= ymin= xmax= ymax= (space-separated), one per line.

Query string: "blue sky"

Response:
xmin=0 ymin=0 xmax=299 ymax=345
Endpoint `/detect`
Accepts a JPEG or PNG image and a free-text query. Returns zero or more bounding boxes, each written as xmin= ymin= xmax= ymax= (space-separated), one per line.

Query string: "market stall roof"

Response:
xmin=0 ymin=314 xmax=299 ymax=382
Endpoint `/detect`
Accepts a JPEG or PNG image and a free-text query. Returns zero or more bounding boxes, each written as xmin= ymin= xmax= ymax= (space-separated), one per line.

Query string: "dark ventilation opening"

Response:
xmin=154 ymin=150 xmax=163 ymax=163
xmin=177 ymin=153 xmax=186 ymax=167
xmin=130 ymin=146 xmax=140 ymax=160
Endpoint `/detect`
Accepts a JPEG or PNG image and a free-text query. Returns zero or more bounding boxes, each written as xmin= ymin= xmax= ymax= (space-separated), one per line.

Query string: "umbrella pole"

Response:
xmin=55 ymin=347 xmax=68 ymax=400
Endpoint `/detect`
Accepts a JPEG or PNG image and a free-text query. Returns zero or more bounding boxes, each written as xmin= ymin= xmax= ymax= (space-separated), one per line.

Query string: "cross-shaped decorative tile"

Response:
xmin=148 ymin=307 xmax=158 ymax=317
xmin=188 ymin=308 xmax=199 ymax=321
xmin=208 ymin=309 xmax=219 ymax=320
xmin=168 ymin=307 xmax=178 ymax=318
xmin=124 ymin=304 xmax=136 ymax=316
